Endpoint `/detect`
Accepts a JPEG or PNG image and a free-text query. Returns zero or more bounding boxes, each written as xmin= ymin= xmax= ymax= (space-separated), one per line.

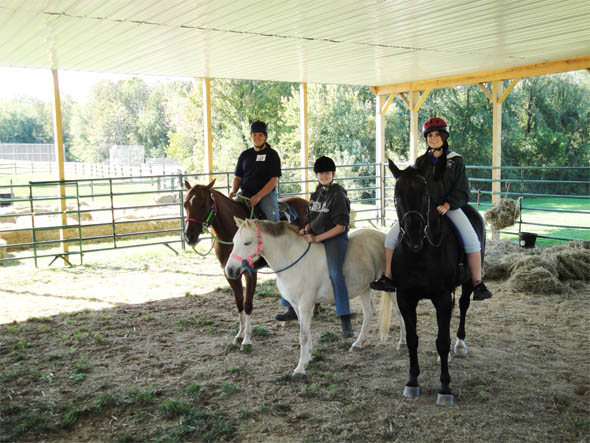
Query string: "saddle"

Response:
xmin=239 ymin=198 xmax=300 ymax=224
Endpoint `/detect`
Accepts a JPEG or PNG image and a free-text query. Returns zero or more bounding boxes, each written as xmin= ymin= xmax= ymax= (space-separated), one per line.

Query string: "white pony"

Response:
xmin=225 ymin=218 xmax=405 ymax=376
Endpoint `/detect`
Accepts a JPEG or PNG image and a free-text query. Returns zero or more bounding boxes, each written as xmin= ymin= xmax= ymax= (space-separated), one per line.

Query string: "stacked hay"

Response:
xmin=485 ymin=240 xmax=590 ymax=294
xmin=153 ymin=193 xmax=181 ymax=204
xmin=484 ymin=198 xmax=520 ymax=230
xmin=0 ymin=237 xmax=6 ymax=259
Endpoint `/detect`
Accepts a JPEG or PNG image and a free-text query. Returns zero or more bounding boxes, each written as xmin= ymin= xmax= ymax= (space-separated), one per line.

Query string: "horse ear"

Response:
xmin=388 ymin=159 xmax=402 ymax=179
xmin=234 ymin=216 xmax=245 ymax=227
xmin=206 ymin=179 xmax=216 ymax=190
xmin=184 ymin=180 xmax=192 ymax=190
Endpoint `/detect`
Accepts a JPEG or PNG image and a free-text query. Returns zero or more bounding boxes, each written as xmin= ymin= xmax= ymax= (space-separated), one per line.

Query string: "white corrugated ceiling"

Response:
xmin=0 ymin=0 xmax=588 ymax=87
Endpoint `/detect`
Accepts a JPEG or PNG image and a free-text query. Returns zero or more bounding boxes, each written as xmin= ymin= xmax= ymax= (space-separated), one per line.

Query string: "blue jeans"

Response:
xmin=258 ymin=189 xmax=279 ymax=222
xmin=281 ymin=232 xmax=351 ymax=315
xmin=324 ymin=232 xmax=350 ymax=316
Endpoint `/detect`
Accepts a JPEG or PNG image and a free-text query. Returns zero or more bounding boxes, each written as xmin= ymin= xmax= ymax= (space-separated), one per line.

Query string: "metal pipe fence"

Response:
xmin=0 ymin=164 xmax=587 ymax=266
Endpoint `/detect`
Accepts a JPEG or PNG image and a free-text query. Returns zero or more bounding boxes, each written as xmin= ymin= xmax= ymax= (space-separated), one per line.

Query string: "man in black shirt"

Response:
xmin=229 ymin=121 xmax=281 ymax=221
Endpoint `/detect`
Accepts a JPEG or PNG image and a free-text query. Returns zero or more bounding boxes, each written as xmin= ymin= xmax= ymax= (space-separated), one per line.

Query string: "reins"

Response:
xmin=185 ymin=191 xmax=256 ymax=255
xmin=231 ymin=223 xmax=312 ymax=277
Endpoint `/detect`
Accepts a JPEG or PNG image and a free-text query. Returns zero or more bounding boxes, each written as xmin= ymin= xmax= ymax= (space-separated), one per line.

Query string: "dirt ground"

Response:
xmin=1 ymin=243 xmax=589 ymax=442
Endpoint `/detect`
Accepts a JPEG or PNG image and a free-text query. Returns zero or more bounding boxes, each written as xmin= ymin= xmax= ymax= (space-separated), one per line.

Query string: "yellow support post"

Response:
xmin=299 ymin=83 xmax=309 ymax=197
xmin=202 ymin=78 xmax=213 ymax=182
xmin=51 ymin=69 xmax=69 ymax=264
xmin=376 ymin=94 xmax=386 ymax=225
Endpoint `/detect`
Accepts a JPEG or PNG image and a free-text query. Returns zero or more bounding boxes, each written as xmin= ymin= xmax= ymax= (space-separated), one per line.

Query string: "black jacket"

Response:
xmin=415 ymin=150 xmax=470 ymax=209
xmin=305 ymin=182 xmax=350 ymax=235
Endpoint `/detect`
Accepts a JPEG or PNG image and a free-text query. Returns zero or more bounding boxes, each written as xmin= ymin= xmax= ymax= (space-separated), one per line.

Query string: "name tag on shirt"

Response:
xmin=256 ymin=154 xmax=266 ymax=162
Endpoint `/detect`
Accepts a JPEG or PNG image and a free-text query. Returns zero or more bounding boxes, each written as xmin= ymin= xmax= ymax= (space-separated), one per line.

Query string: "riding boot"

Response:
xmin=473 ymin=281 xmax=492 ymax=300
xmin=275 ymin=306 xmax=297 ymax=321
xmin=340 ymin=314 xmax=354 ymax=339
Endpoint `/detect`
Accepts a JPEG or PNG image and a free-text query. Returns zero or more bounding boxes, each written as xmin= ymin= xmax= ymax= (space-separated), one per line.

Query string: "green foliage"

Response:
xmin=2 ymin=70 xmax=588 ymax=175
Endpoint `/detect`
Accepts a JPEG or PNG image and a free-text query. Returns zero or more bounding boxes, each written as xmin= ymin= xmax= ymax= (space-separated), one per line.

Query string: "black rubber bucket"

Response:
xmin=519 ymin=232 xmax=537 ymax=248
xmin=0 ymin=193 xmax=12 ymax=207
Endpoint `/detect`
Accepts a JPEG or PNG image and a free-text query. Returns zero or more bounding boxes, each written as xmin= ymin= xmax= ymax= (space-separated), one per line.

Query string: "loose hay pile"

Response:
xmin=484 ymin=240 xmax=590 ymax=294
xmin=484 ymin=198 xmax=521 ymax=230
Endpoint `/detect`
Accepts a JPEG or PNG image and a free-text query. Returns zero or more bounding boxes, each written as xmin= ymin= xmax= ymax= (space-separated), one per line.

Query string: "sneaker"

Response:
xmin=473 ymin=281 xmax=492 ymax=300
xmin=275 ymin=306 xmax=297 ymax=321
xmin=370 ymin=274 xmax=396 ymax=292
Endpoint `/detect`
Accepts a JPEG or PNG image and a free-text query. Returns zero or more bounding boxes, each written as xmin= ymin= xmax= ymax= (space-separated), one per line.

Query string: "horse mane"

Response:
xmin=257 ymin=220 xmax=300 ymax=238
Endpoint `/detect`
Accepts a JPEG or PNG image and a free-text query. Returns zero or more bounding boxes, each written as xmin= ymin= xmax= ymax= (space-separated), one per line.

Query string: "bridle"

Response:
xmin=230 ymin=223 xmax=311 ymax=277
xmin=396 ymin=176 xmax=443 ymax=248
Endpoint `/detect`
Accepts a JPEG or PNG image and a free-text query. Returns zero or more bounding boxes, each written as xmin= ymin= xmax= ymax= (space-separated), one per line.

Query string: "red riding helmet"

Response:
xmin=422 ymin=117 xmax=449 ymax=137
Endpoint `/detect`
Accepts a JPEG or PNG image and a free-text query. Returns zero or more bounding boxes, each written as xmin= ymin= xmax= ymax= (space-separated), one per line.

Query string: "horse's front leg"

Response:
xmin=455 ymin=282 xmax=472 ymax=356
xmin=226 ymin=277 xmax=246 ymax=345
xmin=351 ymin=291 xmax=373 ymax=350
xmin=434 ymin=292 xmax=454 ymax=405
xmin=238 ymin=272 xmax=257 ymax=350
xmin=293 ymin=303 xmax=314 ymax=377
xmin=397 ymin=292 xmax=420 ymax=398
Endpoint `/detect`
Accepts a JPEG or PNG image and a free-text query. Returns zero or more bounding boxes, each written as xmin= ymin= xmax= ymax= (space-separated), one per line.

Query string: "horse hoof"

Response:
xmin=436 ymin=393 xmax=454 ymax=405
xmin=292 ymin=372 xmax=307 ymax=380
xmin=403 ymin=386 xmax=421 ymax=398
xmin=350 ymin=344 xmax=363 ymax=353
xmin=454 ymin=340 xmax=467 ymax=356
xmin=396 ymin=342 xmax=407 ymax=351
xmin=240 ymin=344 xmax=252 ymax=352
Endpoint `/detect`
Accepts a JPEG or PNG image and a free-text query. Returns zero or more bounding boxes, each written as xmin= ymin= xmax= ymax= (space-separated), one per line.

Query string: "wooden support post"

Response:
xmin=51 ymin=69 xmax=69 ymax=263
xmin=299 ymin=83 xmax=309 ymax=197
xmin=376 ymin=94 xmax=386 ymax=225
xmin=409 ymin=91 xmax=420 ymax=163
xmin=202 ymin=78 xmax=213 ymax=182
xmin=491 ymin=80 xmax=504 ymax=240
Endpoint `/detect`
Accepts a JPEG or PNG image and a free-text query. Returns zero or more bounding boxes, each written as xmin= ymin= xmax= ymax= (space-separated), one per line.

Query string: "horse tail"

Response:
xmin=378 ymin=292 xmax=393 ymax=344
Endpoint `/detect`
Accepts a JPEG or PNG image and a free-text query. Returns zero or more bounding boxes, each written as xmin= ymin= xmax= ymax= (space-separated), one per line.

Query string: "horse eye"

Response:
xmin=244 ymin=241 xmax=252 ymax=246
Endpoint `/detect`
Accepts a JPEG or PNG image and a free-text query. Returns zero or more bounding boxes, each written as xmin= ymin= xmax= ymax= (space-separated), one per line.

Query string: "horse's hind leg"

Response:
xmin=351 ymin=290 xmax=373 ymax=350
xmin=455 ymin=282 xmax=472 ymax=356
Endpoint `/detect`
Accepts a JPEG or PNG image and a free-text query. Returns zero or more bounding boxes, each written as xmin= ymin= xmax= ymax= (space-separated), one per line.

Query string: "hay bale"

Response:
xmin=506 ymin=255 xmax=567 ymax=294
xmin=0 ymin=237 xmax=6 ymax=259
xmin=541 ymin=241 xmax=590 ymax=281
xmin=154 ymin=193 xmax=180 ymax=204
xmin=484 ymin=198 xmax=520 ymax=231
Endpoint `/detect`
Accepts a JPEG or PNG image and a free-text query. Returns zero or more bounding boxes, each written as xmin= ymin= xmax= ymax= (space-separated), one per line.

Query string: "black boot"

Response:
xmin=275 ymin=306 xmax=297 ymax=321
xmin=473 ymin=281 xmax=492 ymax=301
xmin=340 ymin=314 xmax=354 ymax=339
xmin=370 ymin=274 xmax=396 ymax=292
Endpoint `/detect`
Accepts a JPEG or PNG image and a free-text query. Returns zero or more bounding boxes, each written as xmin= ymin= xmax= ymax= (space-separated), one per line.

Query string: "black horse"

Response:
xmin=388 ymin=159 xmax=486 ymax=405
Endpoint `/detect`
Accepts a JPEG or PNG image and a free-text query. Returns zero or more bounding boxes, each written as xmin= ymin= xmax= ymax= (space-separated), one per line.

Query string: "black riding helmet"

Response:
xmin=250 ymin=120 xmax=268 ymax=136
xmin=313 ymin=156 xmax=336 ymax=173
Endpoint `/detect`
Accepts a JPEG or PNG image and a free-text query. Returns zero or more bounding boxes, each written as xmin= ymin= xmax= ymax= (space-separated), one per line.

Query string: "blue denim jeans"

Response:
xmin=281 ymin=232 xmax=350 ymax=315
xmin=257 ymin=189 xmax=279 ymax=222
xmin=324 ymin=232 xmax=350 ymax=316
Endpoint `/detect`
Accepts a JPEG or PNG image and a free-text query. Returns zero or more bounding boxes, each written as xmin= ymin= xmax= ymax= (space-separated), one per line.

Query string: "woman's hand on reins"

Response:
xmin=437 ymin=202 xmax=450 ymax=215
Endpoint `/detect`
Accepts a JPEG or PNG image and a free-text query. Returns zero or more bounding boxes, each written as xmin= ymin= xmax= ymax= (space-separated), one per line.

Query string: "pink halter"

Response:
xmin=230 ymin=223 xmax=263 ymax=273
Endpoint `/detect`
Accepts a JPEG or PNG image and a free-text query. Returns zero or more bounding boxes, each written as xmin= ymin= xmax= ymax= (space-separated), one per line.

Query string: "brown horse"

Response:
xmin=183 ymin=179 xmax=309 ymax=348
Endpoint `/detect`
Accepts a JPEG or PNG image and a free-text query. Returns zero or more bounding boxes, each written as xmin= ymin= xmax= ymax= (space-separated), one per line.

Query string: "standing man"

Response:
xmin=229 ymin=120 xmax=281 ymax=221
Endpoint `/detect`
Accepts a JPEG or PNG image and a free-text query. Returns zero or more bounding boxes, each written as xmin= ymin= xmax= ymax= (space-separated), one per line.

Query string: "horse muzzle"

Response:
xmin=225 ymin=263 xmax=244 ymax=280
xmin=184 ymin=229 xmax=201 ymax=246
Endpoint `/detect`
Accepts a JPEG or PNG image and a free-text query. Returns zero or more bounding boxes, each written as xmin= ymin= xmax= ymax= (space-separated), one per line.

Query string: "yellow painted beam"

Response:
xmin=413 ymin=89 xmax=431 ymax=112
xmin=491 ymin=80 xmax=503 ymax=218
xmin=202 ymin=77 xmax=213 ymax=181
xmin=373 ymin=55 xmax=590 ymax=95
xmin=380 ymin=93 xmax=395 ymax=115
xmin=51 ymin=69 xmax=68 ymax=263
xmin=375 ymin=94 xmax=386 ymax=225
xmin=299 ymin=83 xmax=309 ymax=197
xmin=498 ymin=78 xmax=520 ymax=103
xmin=398 ymin=92 xmax=409 ymax=108
xmin=477 ymin=83 xmax=493 ymax=101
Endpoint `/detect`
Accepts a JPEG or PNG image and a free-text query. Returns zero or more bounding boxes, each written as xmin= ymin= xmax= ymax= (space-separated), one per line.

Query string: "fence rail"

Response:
xmin=0 ymin=164 xmax=588 ymax=266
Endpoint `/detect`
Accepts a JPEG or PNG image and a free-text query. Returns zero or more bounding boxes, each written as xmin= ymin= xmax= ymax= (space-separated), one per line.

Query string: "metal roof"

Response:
xmin=1 ymin=0 xmax=589 ymax=89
